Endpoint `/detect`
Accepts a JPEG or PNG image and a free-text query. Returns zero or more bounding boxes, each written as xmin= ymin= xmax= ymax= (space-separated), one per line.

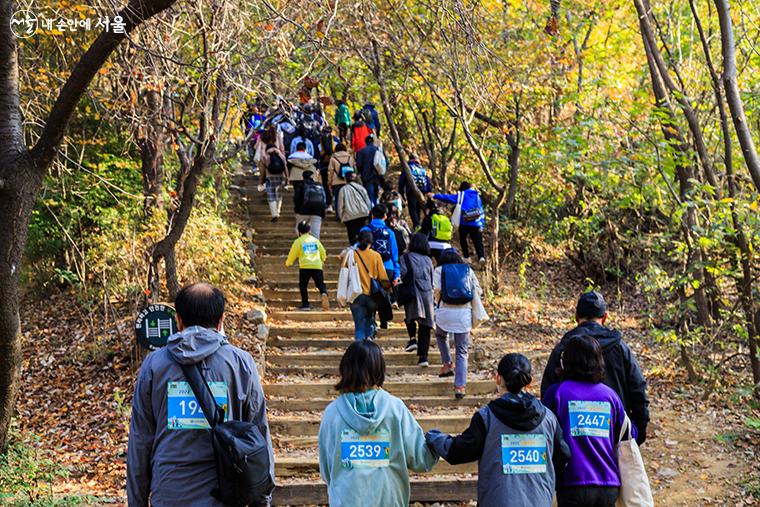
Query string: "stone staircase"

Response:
xmin=245 ymin=176 xmax=486 ymax=505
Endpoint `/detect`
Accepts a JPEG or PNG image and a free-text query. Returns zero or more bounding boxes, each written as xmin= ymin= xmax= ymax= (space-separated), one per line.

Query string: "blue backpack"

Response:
xmin=410 ymin=165 xmax=428 ymax=189
xmin=440 ymin=264 xmax=473 ymax=304
xmin=370 ymin=225 xmax=393 ymax=262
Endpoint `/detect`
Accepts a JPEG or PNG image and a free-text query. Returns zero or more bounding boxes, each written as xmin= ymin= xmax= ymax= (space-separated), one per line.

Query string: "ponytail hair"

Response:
xmin=497 ymin=353 xmax=532 ymax=394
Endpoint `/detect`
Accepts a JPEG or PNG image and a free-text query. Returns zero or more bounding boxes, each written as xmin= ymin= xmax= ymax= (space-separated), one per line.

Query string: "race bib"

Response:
xmin=568 ymin=400 xmax=611 ymax=438
xmin=302 ymin=242 xmax=319 ymax=254
xmin=167 ymin=381 xmax=228 ymax=430
xmin=340 ymin=429 xmax=391 ymax=469
xmin=501 ymin=434 xmax=547 ymax=474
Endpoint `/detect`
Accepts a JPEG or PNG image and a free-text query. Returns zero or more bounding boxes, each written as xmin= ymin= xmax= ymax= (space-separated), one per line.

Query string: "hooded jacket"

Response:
xmin=426 ymin=392 xmax=570 ymax=507
xmin=350 ymin=121 xmax=373 ymax=153
xmin=360 ymin=218 xmax=401 ymax=280
xmin=318 ymin=389 xmax=438 ymax=507
xmin=335 ymin=103 xmax=352 ymax=127
xmin=338 ymin=182 xmax=371 ymax=223
xmin=540 ymin=321 xmax=650 ymax=444
xmin=288 ymin=154 xmax=319 ymax=183
xmin=433 ymin=189 xmax=485 ymax=228
xmin=127 ymin=327 xmax=275 ymax=507
xmin=356 ymin=142 xmax=381 ymax=184
xmin=328 ymin=151 xmax=355 ymax=187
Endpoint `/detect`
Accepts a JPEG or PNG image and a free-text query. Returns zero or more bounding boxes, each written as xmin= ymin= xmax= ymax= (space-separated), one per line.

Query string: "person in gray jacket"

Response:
xmin=426 ymin=353 xmax=570 ymax=507
xmin=127 ymin=283 xmax=275 ymax=507
xmin=400 ymin=233 xmax=435 ymax=366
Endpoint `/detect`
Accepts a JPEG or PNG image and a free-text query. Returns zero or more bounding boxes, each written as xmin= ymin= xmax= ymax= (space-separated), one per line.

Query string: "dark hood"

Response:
xmin=563 ymin=321 xmax=622 ymax=352
xmin=488 ymin=392 xmax=546 ymax=431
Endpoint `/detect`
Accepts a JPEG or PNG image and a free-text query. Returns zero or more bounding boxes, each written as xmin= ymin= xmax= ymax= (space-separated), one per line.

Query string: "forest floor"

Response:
xmin=9 ymin=250 xmax=760 ymax=506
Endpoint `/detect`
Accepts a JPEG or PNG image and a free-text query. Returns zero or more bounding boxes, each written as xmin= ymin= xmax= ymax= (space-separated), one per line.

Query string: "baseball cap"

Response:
xmin=576 ymin=291 xmax=607 ymax=319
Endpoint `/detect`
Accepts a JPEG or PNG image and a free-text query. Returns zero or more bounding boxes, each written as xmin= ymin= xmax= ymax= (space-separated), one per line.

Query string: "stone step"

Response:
xmin=256 ymin=238 xmax=349 ymax=249
xmin=264 ymin=280 xmax=339 ymax=290
xmin=267 ymin=364 xmax=464 ymax=376
xmin=267 ymin=335 xmax=409 ymax=348
xmin=267 ymin=351 xmax=420 ymax=367
xmin=264 ymin=380 xmax=495 ymax=398
xmin=268 ymin=325 xmax=407 ymax=338
xmin=268 ymin=394 xmax=491 ymax=412
xmin=274 ymin=456 xmax=477 ymax=478
xmin=270 ymin=310 xmax=355 ymax=322
xmin=251 ymin=226 xmax=347 ymax=239
xmin=272 ymin=477 xmax=477 ymax=505
xmin=257 ymin=245 xmax=345 ymax=256
xmin=270 ymin=414 xmax=471 ymax=438
xmin=259 ymin=271 xmax=340 ymax=284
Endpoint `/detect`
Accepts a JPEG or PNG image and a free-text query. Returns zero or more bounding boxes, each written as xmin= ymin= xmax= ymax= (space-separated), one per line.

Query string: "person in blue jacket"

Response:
xmin=398 ymin=154 xmax=433 ymax=229
xmin=432 ymin=181 xmax=485 ymax=266
xmin=360 ymin=204 xmax=401 ymax=283
xmin=318 ymin=340 xmax=438 ymax=507
xmin=362 ymin=102 xmax=381 ymax=137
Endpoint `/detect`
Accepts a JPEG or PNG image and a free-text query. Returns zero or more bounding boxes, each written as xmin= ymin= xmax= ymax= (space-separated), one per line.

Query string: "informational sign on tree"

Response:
xmin=135 ymin=304 xmax=178 ymax=350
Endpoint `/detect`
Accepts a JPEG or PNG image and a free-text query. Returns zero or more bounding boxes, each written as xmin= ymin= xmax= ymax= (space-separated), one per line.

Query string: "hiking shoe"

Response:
xmin=454 ymin=386 xmax=466 ymax=399
xmin=404 ymin=339 xmax=418 ymax=352
xmin=297 ymin=305 xmax=311 ymax=312
xmin=418 ymin=358 xmax=429 ymax=367
xmin=438 ymin=363 xmax=454 ymax=377
xmin=321 ymin=293 xmax=330 ymax=311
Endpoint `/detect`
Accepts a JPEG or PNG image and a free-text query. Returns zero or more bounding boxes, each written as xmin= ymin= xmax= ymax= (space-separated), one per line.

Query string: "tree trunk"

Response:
xmin=713 ymin=0 xmax=760 ymax=193
xmin=138 ymin=89 xmax=166 ymax=216
xmin=505 ymin=139 xmax=520 ymax=219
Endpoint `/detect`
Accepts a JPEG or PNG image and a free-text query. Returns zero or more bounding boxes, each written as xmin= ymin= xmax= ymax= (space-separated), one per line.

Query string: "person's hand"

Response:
xmin=426 ymin=192 xmax=434 ymax=199
xmin=393 ymin=278 xmax=400 ymax=286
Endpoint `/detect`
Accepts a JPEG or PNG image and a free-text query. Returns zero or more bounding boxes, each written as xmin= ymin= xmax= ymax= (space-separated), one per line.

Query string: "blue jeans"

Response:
xmin=435 ymin=328 xmax=470 ymax=388
xmin=365 ymin=182 xmax=379 ymax=207
xmin=350 ymin=294 xmax=377 ymax=340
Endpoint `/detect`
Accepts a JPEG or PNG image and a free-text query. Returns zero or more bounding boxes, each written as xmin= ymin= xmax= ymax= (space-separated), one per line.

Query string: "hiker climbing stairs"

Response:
xmin=243 ymin=174 xmax=491 ymax=505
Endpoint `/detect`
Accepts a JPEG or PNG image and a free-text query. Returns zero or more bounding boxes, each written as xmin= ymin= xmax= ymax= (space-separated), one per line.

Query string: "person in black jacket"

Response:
xmin=294 ymin=171 xmax=326 ymax=239
xmin=540 ymin=291 xmax=650 ymax=445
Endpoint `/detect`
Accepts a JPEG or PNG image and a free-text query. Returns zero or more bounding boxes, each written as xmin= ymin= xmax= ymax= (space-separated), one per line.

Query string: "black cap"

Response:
xmin=576 ymin=291 xmax=607 ymax=319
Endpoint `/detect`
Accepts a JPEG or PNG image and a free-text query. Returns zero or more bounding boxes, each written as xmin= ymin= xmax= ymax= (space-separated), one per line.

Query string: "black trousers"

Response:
xmin=338 ymin=122 xmax=349 ymax=142
xmin=299 ymin=269 xmax=327 ymax=306
xmin=459 ymin=224 xmax=485 ymax=260
xmin=406 ymin=193 xmax=422 ymax=229
xmin=405 ymin=320 xmax=432 ymax=361
xmin=557 ymin=486 xmax=620 ymax=507
xmin=319 ymin=166 xmax=332 ymax=205
xmin=344 ymin=217 xmax=367 ymax=245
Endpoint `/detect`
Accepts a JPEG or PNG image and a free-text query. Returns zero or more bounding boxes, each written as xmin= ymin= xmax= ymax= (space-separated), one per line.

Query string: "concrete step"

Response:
xmin=270 ymin=414 xmax=471 ymax=438
xmin=268 ymin=325 xmax=407 ymax=338
xmin=265 ymin=380 xmax=495 ymax=398
xmin=267 ymin=335 xmax=410 ymax=348
xmin=272 ymin=477 xmax=477 ymax=505
xmin=267 ymin=351 xmax=420 ymax=367
xmin=268 ymin=394 xmax=491 ymax=411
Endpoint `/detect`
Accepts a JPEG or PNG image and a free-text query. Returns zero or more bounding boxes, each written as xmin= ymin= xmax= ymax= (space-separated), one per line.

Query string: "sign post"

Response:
xmin=135 ymin=303 xmax=178 ymax=351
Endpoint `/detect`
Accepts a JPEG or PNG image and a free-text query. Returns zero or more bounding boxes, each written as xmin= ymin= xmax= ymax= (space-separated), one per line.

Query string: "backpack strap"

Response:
xmin=175 ymin=360 xmax=225 ymax=428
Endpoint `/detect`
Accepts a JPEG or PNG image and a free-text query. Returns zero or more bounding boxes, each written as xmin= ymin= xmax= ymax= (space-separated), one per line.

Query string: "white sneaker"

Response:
xmin=326 ymin=206 xmax=335 ymax=213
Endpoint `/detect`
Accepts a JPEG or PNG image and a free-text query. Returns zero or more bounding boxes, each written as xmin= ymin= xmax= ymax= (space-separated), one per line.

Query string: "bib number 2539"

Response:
xmin=340 ymin=429 xmax=391 ymax=469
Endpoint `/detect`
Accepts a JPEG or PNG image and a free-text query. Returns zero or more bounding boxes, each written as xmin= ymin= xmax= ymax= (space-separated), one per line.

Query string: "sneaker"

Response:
xmin=438 ymin=363 xmax=454 ymax=377
xmin=454 ymin=386 xmax=466 ymax=399
xmin=404 ymin=339 xmax=418 ymax=352
xmin=417 ymin=358 xmax=429 ymax=367
xmin=326 ymin=205 xmax=335 ymax=213
xmin=321 ymin=293 xmax=330 ymax=311
xmin=297 ymin=305 xmax=311 ymax=312
xmin=271 ymin=216 xmax=279 ymax=223
xmin=478 ymin=257 xmax=486 ymax=270
xmin=391 ymin=302 xmax=400 ymax=310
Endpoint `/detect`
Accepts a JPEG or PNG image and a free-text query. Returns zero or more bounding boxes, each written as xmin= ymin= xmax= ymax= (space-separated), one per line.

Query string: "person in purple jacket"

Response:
xmin=542 ymin=334 xmax=630 ymax=507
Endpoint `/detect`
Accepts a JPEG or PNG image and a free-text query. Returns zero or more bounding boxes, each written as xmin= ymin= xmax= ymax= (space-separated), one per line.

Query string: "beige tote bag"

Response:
xmin=615 ymin=416 xmax=654 ymax=507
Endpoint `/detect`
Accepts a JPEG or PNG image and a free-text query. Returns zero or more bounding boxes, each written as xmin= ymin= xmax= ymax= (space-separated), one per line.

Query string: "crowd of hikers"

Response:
xmin=126 ymin=90 xmax=653 ymax=506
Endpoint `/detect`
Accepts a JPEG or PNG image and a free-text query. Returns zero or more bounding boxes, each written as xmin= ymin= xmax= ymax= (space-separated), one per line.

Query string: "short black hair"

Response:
xmin=175 ymin=283 xmax=225 ymax=328
xmin=345 ymin=170 xmax=356 ymax=182
xmin=497 ymin=353 xmax=532 ymax=394
xmin=302 ymin=170 xmax=314 ymax=180
xmin=357 ymin=230 xmax=373 ymax=250
xmin=437 ymin=248 xmax=465 ymax=266
xmin=365 ymin=134 xmax=374 ymax=144
xmin=459 ymin=181 xmax=472 ymax=191
xmin=371 ymin=203 xmax=387 ymax=219
xmin=297 ymin=221 xmax=311 ymax=234
xmin=559 ymin=335 xmax=605 ymax=383
xmin=408 ymin=232 xmax=430 ymax=256
xmin=335 ymin=340 xmax=386 ymax=393
xmin=296 ymin=141 xmax=307 ymax=151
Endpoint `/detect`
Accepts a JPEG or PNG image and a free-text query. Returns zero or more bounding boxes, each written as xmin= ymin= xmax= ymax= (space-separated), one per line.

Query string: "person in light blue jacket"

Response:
xmin=432 ymin=181 xmax=486 ymax=265
xmin=318 ymin=340 xmax=438 ymax=506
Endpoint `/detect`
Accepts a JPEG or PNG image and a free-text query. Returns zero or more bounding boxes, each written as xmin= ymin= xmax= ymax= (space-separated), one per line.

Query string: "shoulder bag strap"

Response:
xmin=355 ymin=249 xmax=370 ymax=274
xmin=177 ymin=361 xmax=224 ymax=428
xmin=617 ymin=414 xmax=631 ymax=443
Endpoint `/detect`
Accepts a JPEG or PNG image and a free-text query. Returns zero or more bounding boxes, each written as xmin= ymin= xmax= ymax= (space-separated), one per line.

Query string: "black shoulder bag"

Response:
xmin=177 ymin=361 xmax=275 ymax=506
xmin=397 ymin=255 xmax=415 ymax=306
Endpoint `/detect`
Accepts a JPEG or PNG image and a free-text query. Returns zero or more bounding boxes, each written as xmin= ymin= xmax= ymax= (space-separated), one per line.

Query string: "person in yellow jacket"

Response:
xmin=286 ymin=221 xmax=329 ymax=311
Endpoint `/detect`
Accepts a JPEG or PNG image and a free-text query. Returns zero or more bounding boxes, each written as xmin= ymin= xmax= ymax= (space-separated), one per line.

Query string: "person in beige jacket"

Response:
xmin=337 ymin=171 xmax=371 ymax=244
xmin=328 ymin=142 xmax=355 ymax=221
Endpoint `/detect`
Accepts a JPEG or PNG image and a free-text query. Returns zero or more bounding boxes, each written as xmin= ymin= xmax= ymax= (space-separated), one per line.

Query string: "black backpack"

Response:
xmin=397 ymin=255 xmax=415 ymax=306
xmin=267 ymin=148 xmax=285 ymax=175
xmin=302 ymin=182 xmax=326 ymax=212
xmin=370 ymin=225 xmax=393 ymax=262
xmin=175 ymin=361 xmax=274 ymax=506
